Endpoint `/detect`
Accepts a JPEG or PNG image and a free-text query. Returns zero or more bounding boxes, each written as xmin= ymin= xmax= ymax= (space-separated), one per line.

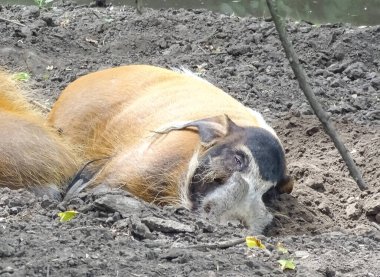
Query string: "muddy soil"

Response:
xmin=0 ymin=1 xmax=379 ymax=276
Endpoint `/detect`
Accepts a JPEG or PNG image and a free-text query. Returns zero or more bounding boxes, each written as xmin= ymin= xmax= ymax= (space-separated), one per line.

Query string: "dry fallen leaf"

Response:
xmin=278 ymin=259 xmax=296 ymax=270
xmin=57 ymin=210 xmax=78 ymax=222
xmin=245 ymin=236 xmax=266 ymax=249
xmin=276 ymin=242 xmax=288 ymax=254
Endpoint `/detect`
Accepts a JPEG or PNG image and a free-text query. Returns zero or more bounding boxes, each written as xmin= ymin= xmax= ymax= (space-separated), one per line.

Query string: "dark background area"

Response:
xmin=3 ymin=0 xmax=380 ymax=26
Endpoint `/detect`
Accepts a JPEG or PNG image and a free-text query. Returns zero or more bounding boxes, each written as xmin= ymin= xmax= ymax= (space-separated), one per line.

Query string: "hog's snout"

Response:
xmin=198 ymin=172 xmax=274 ymax=233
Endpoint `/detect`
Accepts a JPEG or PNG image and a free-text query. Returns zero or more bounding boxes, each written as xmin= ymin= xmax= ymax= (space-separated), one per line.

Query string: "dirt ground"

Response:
xmin=0 ymin=1 xmax=380 ymax=276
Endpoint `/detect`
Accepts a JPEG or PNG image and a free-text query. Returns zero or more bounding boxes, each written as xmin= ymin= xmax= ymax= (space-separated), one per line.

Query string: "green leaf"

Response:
xmin=278 ymin=259 xmax=296 ymax=270
xmin=57 ymin=210 xmax=78 ymax=222
xmin=246 ymin=236 xmax=266 ymax=249
xmin=13 ymin=72 xmax=31 ymax=82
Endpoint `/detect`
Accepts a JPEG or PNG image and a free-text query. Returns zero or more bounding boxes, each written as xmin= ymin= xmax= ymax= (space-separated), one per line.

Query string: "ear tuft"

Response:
xmin=225 ymin=114 xmax=240 ymax=133
xmin=192 ymin=115 xmax=228 ymax=146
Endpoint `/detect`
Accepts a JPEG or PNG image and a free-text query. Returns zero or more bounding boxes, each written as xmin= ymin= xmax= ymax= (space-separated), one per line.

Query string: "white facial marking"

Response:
xmin=199 ymin=145 xmax=275 ymax=234
xmin=180 ymin=146 xmax=201 ymax=210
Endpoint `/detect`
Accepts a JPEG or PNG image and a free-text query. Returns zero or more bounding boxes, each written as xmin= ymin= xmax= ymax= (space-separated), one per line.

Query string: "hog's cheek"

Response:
xmin=199 ymin=173 xmax=249 ymax=219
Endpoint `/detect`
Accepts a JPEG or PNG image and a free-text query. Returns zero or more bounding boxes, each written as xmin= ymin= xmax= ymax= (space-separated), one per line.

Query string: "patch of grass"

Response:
xmin=33 ymin=0 xmax=54 ymax=9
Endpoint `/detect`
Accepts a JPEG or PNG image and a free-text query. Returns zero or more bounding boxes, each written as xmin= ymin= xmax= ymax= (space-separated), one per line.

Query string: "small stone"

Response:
xmin=227 ymin=45 xmax=251 ymax=56
xmin=40 ymin=195 xmax=58 ymax=210
xmin=352 ymin=97 xmax=368 ymax=110
xmin=94 ymin=195 xmax=144 ymax=217
xmin=328 ymin=104 xmax=342 ymax=114
xmin=314 ymin=69 xmax=325 ymax=76
xmin=330 ymin=78 xmax=344 ymax=88
xmin=285 ymin=117 xmax=298 ymax=128
xmin=145 ymin=249 xmax=159 ymax=260
xmin=295 ymin=250 xmax=310 ymax=259
xmin=327 ymin=63 xmax=346 ymax=73
xmin=318 ymin=202 xmax=331 ymax=215
xmin=363 ymin=193 xmax=380 ymax=215
xmin=67 ymin=197 xmax=84 ymax=207
xmin=142 ymin=216 xmax=194 ymax=233
xmin=157 ymin=38 xmax=168 ymax=49
xmin=113 ymin=212 xmax=121 ymax=221
xmin=41 ymin=195 xmax=53 ymax=206
xmin=345 ymin=202 xmax=362 ymax=219
xmin=1 ymin=266 xmax=15 ymax=274
xmin=22 ymin=6 xmax=40 ymax=19
xmin=130 ymin=216 xmax=153 ymax=239
xmin=347 ymin=197 xmax=356 ymax=204
xmin=195 ymin=219 xmax=216 ymax=233
xmin=31 ymin=19 xmax=47 ymax=30
xmin=41 ymin=14 xmax=55 ymax=27
xmin=306 ymin=126 xmax=320 ymax=136
xmin=20 ymin=26 xmax=32 ymax=38
xmin=305 ymin=176 xmax=325 ymax=191
xmin=299 ymin=102 xmax=313 ymax=115
xmin=333 ymin=50 xmax=345 ymax=61
xmin=245 ymin=260 xmax=256 ymax=268
xmin=340 ymin=102 xmax=356 ymax=113
xmin=0 ymin=242 xmax=16 ymax=257
xmin=370 ymin=77 xmax=380 ymax=90
xmin=95 ymin=0 xmax=107 ymax=7
xmin=325 ymin=267 xmax=336 ymax=277
xmin=375 ymin=213 xmax=380 ymax=223
xmin=160 ymin=248 xmax=192 ymax=262
xmin=9 ymin=207 xmax=21 ymax=215
xmin=343 ymin=62 xmax=367 ymax=80
xmin=290 ymin=109 xmax=301 ymax=117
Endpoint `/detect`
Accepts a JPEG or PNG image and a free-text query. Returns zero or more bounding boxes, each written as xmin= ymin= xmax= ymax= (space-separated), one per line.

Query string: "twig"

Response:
xmin=52 ymin=33 xmax=64 ymax=39
xmin=0 ymin=16 xmax=26 ymax=27
xmin=186 ymin=238 xmax=245 ymax=250
xmin=67 ymin=226 xmax=106 ymax=232
xmin=371 ymin=222 xmax=380 ymax=231
xmin=193 ymin=52 xmax=228 ymax=56
xmin=266 ymin=0 xmax=367 ymax=191
xmin=197 ymin=45 xmax=208 ymax=54
xmin=242 ymin=91 xmax=250 ymax=104
xmin=90 ymin=9 xmax=101 ymax=19
xmin=30 ymin=99 xmax=51 ymax=113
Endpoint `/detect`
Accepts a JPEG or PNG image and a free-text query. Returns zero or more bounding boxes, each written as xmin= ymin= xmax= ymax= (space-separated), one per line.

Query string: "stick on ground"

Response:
xmin=265 ymin=0 xmax=367 ymax=191
xmin=186 ymin=238 xmax=246 ymax=250
xmin=0 ymin=16 xmax=26 ymax=27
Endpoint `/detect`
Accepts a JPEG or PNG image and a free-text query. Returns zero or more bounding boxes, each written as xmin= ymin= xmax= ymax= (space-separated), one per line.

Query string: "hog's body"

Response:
xmin=0 ymin=71 xmax=80 ymax=199
xmin=49 ymin=65 xmax=292 ymax=233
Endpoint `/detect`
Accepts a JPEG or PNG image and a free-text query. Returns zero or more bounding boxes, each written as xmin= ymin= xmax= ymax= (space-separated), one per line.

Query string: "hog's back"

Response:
xmin=48 ymin=65 xmax=263 ymax=160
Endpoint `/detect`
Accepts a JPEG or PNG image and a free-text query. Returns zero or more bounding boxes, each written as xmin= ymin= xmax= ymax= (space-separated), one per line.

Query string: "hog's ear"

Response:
xmin=156 ymin=115 xmax=232 ymax=147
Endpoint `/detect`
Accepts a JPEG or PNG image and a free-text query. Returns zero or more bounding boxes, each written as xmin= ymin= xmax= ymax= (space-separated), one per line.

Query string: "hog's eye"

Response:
xmin=234 ymin=155 xmax=241 ymax=166
xmin=234 ymin=154 xmax=244 ymax=170
xmin=233 ymin=151 xmax=247 ymax=171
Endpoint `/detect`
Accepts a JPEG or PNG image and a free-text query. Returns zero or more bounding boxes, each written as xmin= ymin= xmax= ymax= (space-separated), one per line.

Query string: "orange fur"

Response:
xmin=0 ymin=71 xmax=80 ymax=194
xmin=48 ymin=65 xmax=273 ymax=204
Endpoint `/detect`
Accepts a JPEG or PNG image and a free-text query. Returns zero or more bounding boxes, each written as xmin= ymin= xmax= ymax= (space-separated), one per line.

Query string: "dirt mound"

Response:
xmin=0 ymin=1 xmax=379 ymax=276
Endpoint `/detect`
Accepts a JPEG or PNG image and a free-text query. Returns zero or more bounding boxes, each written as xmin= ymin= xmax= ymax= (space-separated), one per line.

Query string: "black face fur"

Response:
xmin=189 ymin=124 xmax=289 ymax=209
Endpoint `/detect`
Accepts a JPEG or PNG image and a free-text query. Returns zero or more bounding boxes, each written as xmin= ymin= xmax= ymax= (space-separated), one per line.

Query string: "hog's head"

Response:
xmin=161 ymin=114 xmax=293 ymax=234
